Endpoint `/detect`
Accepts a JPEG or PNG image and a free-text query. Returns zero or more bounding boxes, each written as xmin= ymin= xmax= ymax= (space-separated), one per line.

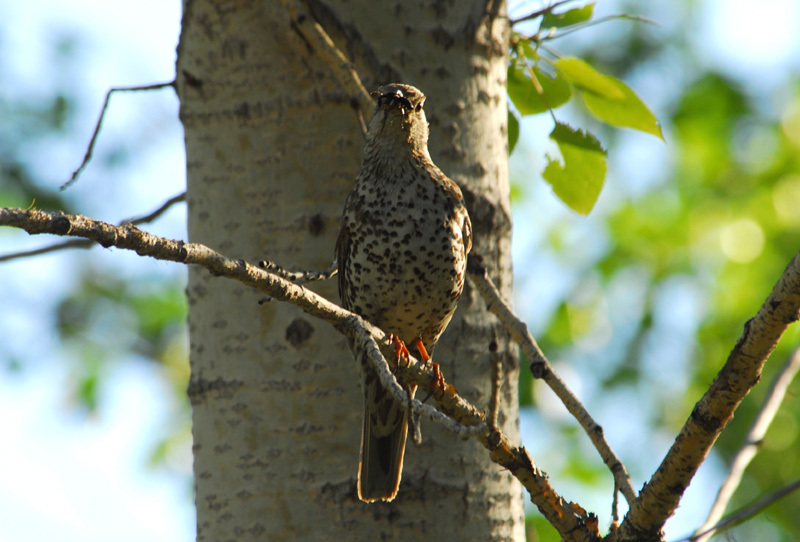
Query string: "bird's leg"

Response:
xmin=413 ymin=338 xmax=430 ymax=362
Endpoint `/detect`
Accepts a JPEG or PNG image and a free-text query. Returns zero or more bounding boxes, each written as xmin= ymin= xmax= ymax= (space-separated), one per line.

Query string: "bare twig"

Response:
xmin=0 ymin=207 xmax=601 ymax=541
xmin=541 ymin=14 xmax=656 ymax=42
xmin=61 ymin=81 xmax=176 ymax=190
xmin=277 ymin=0 xmax=372 ymax=119
xmin=510 ymin=0 xmax=575 ymax=26
xmin=259 ymin=258 xmax=338 ymax=284
xmin=611 ymin=480 xmax=620 ymax=526
xmin=0 ymin=191 xmax=186 ymax=263
xmin=0 ymin=238 xmax=91 ymax=262
xmin=123 ymin=191 xmax=186 ymax=225
xmin=488 ymin=330 xmax=502 ymax=431
xmin=467 ymin=254 xmax=638 ymax=507
xmin=615 ymin=252 xmax=800 ymax=542
xmin=0 ymin=192 xmax=186 ymax=263
xmin=691 ymin=346 xmax=800 ymax=542
xmin=679 ymin=479 xmax=800 ymax=542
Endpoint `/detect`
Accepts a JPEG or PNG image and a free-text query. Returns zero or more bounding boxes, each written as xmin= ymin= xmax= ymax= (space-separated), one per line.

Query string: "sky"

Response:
xmin=1 ymin=1 xmax=799 ymax=541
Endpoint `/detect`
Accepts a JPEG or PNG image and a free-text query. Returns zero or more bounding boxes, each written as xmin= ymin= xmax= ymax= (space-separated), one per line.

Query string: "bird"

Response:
xmin=336 ymin=83 xmax=473 ymax=502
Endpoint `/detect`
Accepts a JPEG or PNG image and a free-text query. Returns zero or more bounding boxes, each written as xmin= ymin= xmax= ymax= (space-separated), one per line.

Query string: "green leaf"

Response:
xmin=508 ymin=109 xmax=520 ymax=154
xmin=543 ymin=122 xmax=607 ymax=214
xmin=584 ymin=82 xmax=663 ymax=139
xmin=541 ymin=3 xmax=595 ymax=29
xmin=508 ymin=63 xmax=573 ymax=115
xmin=555 ymin=57 xmax=664 ymax=139
xmin=554 ymin=57 xmax=625 ymax=99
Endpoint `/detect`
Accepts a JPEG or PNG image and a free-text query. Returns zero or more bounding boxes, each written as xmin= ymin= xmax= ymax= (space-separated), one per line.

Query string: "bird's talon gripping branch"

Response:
xmin=432 ymin=362 xmax=446 ymax=393
xmin=389 ymin=333 xmax=410 ymax=366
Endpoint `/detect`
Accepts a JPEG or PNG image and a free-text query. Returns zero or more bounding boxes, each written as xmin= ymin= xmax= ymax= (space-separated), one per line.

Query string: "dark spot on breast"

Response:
xmin=285 ymin=318 xmax=315 ymax=349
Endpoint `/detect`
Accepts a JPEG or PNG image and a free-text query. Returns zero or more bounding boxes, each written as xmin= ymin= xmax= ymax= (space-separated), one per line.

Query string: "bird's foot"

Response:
xmin=412 ymin=338 xmax=445 ymax=392
xmin=388 ymin=333 xmax=410 ymax=367
xmin=431 ymin=362 xmax=445 ymax=393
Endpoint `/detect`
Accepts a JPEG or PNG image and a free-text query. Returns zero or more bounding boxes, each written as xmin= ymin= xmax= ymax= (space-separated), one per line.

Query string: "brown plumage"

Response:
xmin=336 ymin=84 xmax=472 ymax=502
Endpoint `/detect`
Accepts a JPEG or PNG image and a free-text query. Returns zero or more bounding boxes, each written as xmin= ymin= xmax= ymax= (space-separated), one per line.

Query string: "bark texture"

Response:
xmin=177 ymin=0 xmax=522 ymax=539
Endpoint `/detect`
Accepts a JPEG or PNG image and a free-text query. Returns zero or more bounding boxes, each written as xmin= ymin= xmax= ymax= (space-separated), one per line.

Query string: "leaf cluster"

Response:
xmin=509 ymin=2 xmax=662 ymax=214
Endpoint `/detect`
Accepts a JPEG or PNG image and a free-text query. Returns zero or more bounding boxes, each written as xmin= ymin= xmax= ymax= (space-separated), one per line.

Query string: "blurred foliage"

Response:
xmin=514 ymin=2 xmax=800 ymax=540
xmin=0 ymin=31 xmax=189 ymax=474
xmin=56 ymin=270 xmax=189 ymax=412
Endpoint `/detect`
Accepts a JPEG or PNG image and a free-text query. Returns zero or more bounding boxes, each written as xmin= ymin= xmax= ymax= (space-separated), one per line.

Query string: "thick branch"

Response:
xmin=692 ymin=346 xmax=800 ymax=542
xmin=614 ymin=252 xmax=800 ymax=542
xmin=0 ymin=207 xmax=600 ymax=541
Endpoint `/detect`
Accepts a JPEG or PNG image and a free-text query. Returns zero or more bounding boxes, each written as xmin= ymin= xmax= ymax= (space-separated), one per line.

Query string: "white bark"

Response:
xmin=177 ymin=0 xmax=522 ymax=539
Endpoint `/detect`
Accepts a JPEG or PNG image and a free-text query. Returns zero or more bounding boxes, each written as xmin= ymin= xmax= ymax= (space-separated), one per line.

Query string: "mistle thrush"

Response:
xmin=336 ymin=83 xmax=473 ymax=502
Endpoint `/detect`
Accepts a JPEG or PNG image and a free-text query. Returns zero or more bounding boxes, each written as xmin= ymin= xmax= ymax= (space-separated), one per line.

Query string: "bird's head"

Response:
xmin=366 ymin=83 xmax=430 ymax=154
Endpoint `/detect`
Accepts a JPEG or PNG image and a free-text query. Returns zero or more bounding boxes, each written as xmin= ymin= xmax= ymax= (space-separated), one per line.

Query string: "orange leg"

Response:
xmin=413 ymin=338 xmax=431 ymax=362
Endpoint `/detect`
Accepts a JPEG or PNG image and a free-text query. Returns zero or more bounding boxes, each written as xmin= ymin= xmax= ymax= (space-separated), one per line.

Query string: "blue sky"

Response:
xmin=2 ymin=1 xmax=799 ymax=541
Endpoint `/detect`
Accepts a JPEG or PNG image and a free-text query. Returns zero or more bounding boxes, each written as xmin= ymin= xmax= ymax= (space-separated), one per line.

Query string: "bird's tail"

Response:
xmin=357 ymin=381 xmax=409 ymax=502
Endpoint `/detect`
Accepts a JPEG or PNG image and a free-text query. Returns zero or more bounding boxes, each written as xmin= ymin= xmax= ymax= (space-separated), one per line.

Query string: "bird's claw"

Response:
xmin=389 ymin=333 xmax=410 ymax=366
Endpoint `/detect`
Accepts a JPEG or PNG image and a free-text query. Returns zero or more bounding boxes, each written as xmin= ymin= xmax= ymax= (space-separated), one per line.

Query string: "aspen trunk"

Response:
xmin=177 ymin=1 xmax=522 ymax=539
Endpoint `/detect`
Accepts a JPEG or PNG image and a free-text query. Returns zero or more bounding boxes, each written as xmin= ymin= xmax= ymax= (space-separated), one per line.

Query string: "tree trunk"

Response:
xmin=177 ymin=0 xmax=522 ymax=540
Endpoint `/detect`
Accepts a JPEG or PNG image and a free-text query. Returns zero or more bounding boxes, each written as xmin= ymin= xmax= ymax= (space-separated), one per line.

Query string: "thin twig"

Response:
xmin=0 ymin=207 xmax=601 ymax=541
xmin=510 ymin=0 xmax=575 ymax=26
xmin=259 ymin=258 xmax=338 ymax=284
xmin=611 ymin=480 xmax=620 ymax=526
xmin=691 ymin=346 xmax=800 ymax=542
xmin=678 ymin=479 xmax=800 ymax=542
xmin=61 ymin=81 xmax=175 ymax=190
xmin=467 ymin=253 xmax=638 ymax=506
xmin=123 ymin=191 xmax=186 ymax=225
xmin=489 ymin=330 xmax=502 ymax=431
xmin=0 ymin=191 xmax=186 ymax=263
xmin=541 ymin=14 xmax=657 ymax=42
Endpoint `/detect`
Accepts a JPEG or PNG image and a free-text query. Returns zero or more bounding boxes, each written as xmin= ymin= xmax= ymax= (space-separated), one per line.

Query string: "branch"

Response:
xmin=0 ymin=206 xmax=601 ymax=541
xmin=61 ymin=81 xmax=176 ymax=190
xmin=614 ymin=252 xmax=800 ymax=542
xmin=691 ymin=345 xmax=800 ymax=542
xmin=467 ymin=254 xmax=638 ymax=507
xmin=259 ymin=257 xmax=338 ymax=284
xmin=0 ymin=192 xmax=186 ymax=262
xmin=488 ymin=331 xmax=502 ymax=431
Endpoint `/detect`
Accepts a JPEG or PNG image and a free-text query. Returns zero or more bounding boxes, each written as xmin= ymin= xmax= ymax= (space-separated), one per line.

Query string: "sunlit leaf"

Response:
xmin=541 ymin=3 xmax=595 ymax=29
xmin=508 ymin=109 xmax=520 ymax=154
xmin=555 ymin=57 xmax=625 ymax=99
xmin=508 ymin=63 xmax=573 ymax=116
xmin=555 ymin=57 xmax=663 ymax=138
xmin=584 ymin=82 xmax=663 ymax=139
xmin=542 ymin=122 xmax=607 ymax=214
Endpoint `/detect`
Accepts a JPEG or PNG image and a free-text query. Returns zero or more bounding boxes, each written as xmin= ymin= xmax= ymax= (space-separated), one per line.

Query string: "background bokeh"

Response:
xmin=1 ymin=1 xmax=798 ymax=540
